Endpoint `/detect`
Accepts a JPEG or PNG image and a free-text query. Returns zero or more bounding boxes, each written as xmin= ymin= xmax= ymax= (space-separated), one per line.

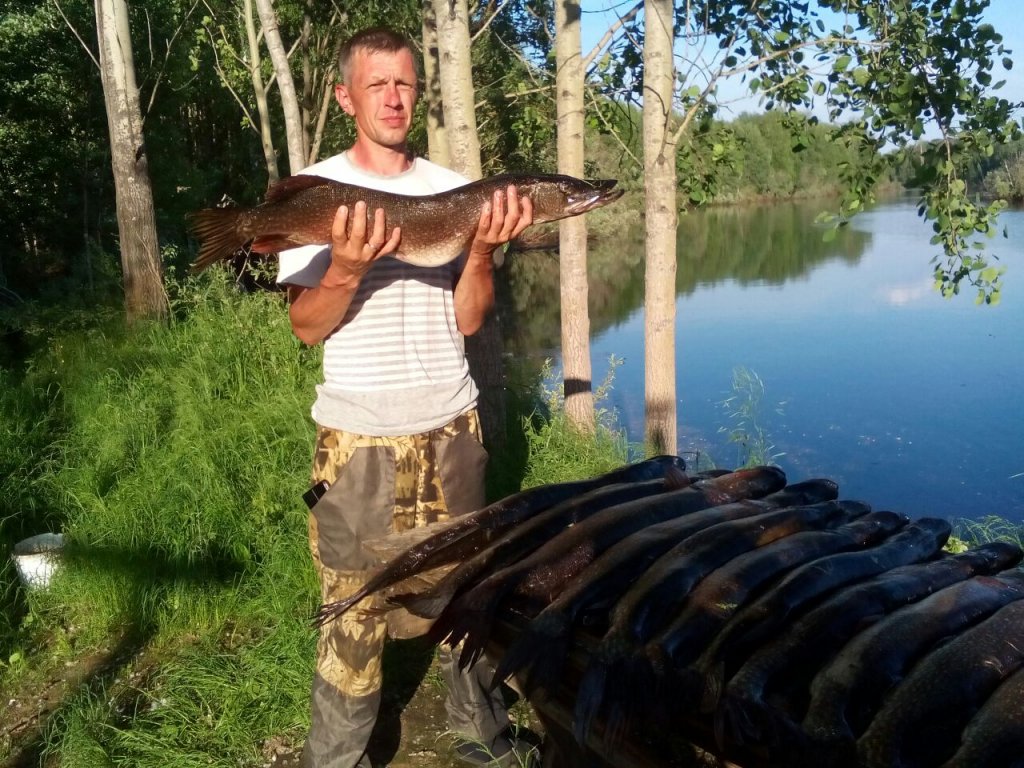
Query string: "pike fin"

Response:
xmin=264 ymin=174 xmax=336 ymax=203
xmin=251 ymin=235 xmax=304 ymax=254
xmin=388 ymin=588 xmax=454 ymax=620
xmin=187 ymin=207 xmax=247 ymax=273
xmin=490 ymin=612 xmax=570 ymax=694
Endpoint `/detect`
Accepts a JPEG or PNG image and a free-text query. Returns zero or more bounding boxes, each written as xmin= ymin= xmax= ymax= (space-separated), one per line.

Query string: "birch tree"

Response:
xmin=94 ymin=0 xmax=167 ymax=323
xmin=253 ymin=0 xmax=305 ymax=174
xmin=433 ymin=0 xmax=482 ymax=178
xmin=556 ymin=0 xmax=595 ymax=432
xmin=422 ymin=0 xmax=450 ymax=167
xmin=641 ymin=0 xmax=677 ymax=454
xmin=432 ymin=0 xmax=506 ymax=450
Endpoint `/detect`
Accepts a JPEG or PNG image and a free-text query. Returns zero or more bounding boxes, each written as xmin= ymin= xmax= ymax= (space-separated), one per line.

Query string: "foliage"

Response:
xmin=717 ymin=366 xmax=786 ymax=468
xmin=0 ymin=277 xmax=631 ymax=764
xmin=589 ymin=0 xmax=1021 ymax=304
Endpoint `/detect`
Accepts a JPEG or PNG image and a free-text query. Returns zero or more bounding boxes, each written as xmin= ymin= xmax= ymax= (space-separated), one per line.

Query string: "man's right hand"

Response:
xmin=322 ymin=201 xmax=402 ymax=287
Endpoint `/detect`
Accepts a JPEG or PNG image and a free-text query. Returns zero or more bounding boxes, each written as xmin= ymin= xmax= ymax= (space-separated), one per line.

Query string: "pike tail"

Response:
xmin=490 ymin=611 xmax=571 ymax=695
xmin=428 ymin=577 xmax=509 ymax=669
xmin=311 ymin=588 xmax=372 ymax=628
xmin=573 ymin=631 xmax=633 ymax=746
xmin=187 ymin=207 xmax=247 ymax=272
xmin=388 ymin=584 xmax=456 ymax=620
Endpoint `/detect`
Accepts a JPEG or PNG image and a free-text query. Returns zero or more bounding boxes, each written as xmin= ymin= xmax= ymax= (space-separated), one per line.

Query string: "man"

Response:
xmin=277 ymin=26 xmax=536 ymax=768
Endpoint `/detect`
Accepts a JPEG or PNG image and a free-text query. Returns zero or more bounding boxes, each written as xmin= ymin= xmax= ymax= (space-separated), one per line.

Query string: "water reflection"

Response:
xmin=499 ymin=199 xmax=872 ymax=359
xmin=504 ymin=196 xmax=1024 ymax=524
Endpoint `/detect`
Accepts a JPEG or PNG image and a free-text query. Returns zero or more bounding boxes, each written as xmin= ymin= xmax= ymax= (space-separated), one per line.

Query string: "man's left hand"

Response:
xmin=468 ymin=184 xmax=534 ymax=262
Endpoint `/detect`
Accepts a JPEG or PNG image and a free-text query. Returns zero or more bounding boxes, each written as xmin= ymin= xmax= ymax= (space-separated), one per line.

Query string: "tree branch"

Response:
xmin=52 ymin=0 xmax=100 ymax=70
xmin=582 ymin=0 xmax=642 ymax=70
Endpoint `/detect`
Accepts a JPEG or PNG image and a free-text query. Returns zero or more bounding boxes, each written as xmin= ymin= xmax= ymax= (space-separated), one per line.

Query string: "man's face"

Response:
xmin=335 ymin=47 xmax=418 ymax=150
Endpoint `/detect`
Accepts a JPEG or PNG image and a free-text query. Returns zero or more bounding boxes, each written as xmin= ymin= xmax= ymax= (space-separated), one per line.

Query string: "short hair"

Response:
xmin=339 ymin=27 xmax=417 ymax=85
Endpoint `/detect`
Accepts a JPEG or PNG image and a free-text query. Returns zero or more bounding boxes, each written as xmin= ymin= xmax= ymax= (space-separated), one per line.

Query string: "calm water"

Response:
xmin=519 ymin=197 xmax=1024 ymax=525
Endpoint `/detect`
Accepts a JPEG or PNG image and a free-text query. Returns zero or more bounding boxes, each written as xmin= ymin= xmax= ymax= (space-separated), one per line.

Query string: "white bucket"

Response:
xmin=12 ymin=532 xmax=65 ymax=589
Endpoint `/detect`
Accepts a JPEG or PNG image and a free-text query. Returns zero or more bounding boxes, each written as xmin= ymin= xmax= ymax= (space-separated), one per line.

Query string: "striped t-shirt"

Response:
xmin=277 ymin=152 xmax=479 ymax=436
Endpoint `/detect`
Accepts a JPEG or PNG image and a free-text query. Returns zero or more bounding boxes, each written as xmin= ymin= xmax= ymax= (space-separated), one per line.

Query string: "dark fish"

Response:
xmin=433 ymin=466 xmax=788 ymax=668
xmin=695 ymin=517 xmax=954 ymax=710
xmin=572 ymin=498 xmax=861 ymax=745
xmin=312 ymin=455 xmax=686 ymax=627
xmin=651 ymin=509 xmax=909 ymax=672
xmin=717 ymin=541 xmax=1023 ymax=752
xmin=940 ymin=658 xmax=1024 ymax=768
xmin=188 ymin=173 xmax=623 ymax=271
xmin=805 ymin=566 xmax=1024 ymax=744
xmin=857 ymin=598 xmax=1024 ymax=768
xmin=491 ymin=479 xmax=842 ymax=696
xmin=387 ymin=471 xmax=693 ymax=621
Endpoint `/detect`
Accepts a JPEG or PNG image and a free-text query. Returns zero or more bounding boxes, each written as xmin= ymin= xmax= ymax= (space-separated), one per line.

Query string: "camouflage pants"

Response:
xmin=303 ymin=410 xmax=510 ymax=768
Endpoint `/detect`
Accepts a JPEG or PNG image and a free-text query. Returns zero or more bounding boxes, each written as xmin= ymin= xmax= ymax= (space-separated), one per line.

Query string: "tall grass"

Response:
xmin=0 ymin=274 xmax=631 ymax=767
xmin=1 ymin=274 xmax=324 ymax=765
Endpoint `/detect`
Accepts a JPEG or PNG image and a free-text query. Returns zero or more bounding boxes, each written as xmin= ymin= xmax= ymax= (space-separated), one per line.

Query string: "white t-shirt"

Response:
xmin=277 ymin=152 xmax=479 ymax=436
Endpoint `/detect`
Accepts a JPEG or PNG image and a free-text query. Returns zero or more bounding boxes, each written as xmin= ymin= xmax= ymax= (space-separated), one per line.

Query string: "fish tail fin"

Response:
xmin=428 ymin=579 xmax=505 ymax=666
xmin=353 ymin=601 xmax=396 ymax=618
xmin=491 ymin=611 xmax=570 ymax=694
xmin=387 ymin=586 xmax=454 ymax=620
xmin=699 ymin=660 xmax=726 ymax=714
xmin=187 ymin=207 xmax=247 ymax=272
xmin=603 ymin=650 xmax=657 ymax=748
xmin=310 ymin=590 xmax=367 ymax=628
xmin=572 ymin=660 xmax=609 ymax=746
xmin=715 ymin=692 xmax=767 ymax=753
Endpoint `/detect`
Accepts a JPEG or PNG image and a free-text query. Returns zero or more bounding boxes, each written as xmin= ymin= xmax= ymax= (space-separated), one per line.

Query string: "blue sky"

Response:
xmin=579 ymin=0 xmax=1024 ymax=120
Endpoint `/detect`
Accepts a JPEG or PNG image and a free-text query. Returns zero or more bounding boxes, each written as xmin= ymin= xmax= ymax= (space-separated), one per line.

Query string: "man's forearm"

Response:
xmin=288 ymin=268 xmax=362 ymax=345
xmin=454 ymin=253 xmax=496 ymax=336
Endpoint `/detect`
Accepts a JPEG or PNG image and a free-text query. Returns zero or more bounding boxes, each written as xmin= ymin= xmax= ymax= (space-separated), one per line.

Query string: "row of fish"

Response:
xmin=314 ymin=457 xmax=1024 ymax=768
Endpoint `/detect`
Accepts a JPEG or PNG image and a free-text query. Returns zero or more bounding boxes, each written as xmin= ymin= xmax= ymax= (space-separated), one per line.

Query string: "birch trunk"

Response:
xmin=432 ymin=0 xmax=481 ymax=179
xmin=94 ymin=0 xmax=167 ymax=323
xmin=254 ymin=0 xmax=306 ymax=174
xmin=642 ymin=0 xmax=677 ymax=454
xmin=432 ymin=0 xmax=504 ymax=451
xmin=244 ymin=0 xmax=280 ymax=183
xmin=422 ymin=0 xmax=450 ymax=167
xmin=556 ymin=0 xmax=595 ymax=431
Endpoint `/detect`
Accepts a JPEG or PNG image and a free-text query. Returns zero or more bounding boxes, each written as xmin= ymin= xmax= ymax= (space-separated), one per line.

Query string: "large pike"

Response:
xmin=388 ymin=470 xmax=699 ymax=622
xmin=490 ymin=479 xmax=842 ymax=697
xmin=188 ymin=173 xmax=624 ymax=271
xmin=432 ymin=466 xmax=788 ymax=669
xmin=695 ymin=517 xmax=954 ymax=709
xmin=650 ymin=510 xmax=909 ymax=673
xmin=571 ymin=498 xmax=864 ymax=745
xmin=717 ymin=542 xmax=1023 ymax=752
xmin=805 ymin=568 xmax=1024 ymax=745
xmin=940 ymin=661 xmax=1024 ymax=768
xmin=312 ymin=455 xmax=685 ymax=627
xmin=857 ymin=597 xmax=1024 ymax=768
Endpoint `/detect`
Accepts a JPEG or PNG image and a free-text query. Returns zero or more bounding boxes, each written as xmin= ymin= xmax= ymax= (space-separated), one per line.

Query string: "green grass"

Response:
xmin=0 ymin=272 xmax=630 ymax=766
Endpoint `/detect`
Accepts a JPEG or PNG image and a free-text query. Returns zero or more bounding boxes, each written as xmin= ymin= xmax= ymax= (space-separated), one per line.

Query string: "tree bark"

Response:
xmin=642 ymin=0 xmax=677 ymax=454
xmin=94 ymin=0 xmax=167 ymax=324
xmin=422 ymin=0 xmax=450 ymax=167
xmin=432 ymin=0 xmax=481 ymax=179
xmin=254 ymin=0 xmax=306 ymax=175
xmin=243 ymin=0 xmax=280 ymax=183
xmin=556 ymin=0 xmax=595 ymax=432
xmin=432 ymin=0 xmax=504 ymax=451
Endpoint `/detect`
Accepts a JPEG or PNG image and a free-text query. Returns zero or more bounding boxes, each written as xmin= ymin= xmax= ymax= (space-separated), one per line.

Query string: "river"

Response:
xmin=505 ymin=196 xmax=1024 ymax=525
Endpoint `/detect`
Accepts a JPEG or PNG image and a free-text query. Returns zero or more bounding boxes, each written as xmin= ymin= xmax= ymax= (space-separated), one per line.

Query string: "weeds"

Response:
xmin=0 ymin=272 xmax=629 ymax=766
xmin=717 ymin=366 xmax=786 ymax=468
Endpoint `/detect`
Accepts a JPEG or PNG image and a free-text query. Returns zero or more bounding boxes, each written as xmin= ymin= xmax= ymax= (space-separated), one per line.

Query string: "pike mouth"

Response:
xmin=566 ymin=180 xmax=624 ymax=214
